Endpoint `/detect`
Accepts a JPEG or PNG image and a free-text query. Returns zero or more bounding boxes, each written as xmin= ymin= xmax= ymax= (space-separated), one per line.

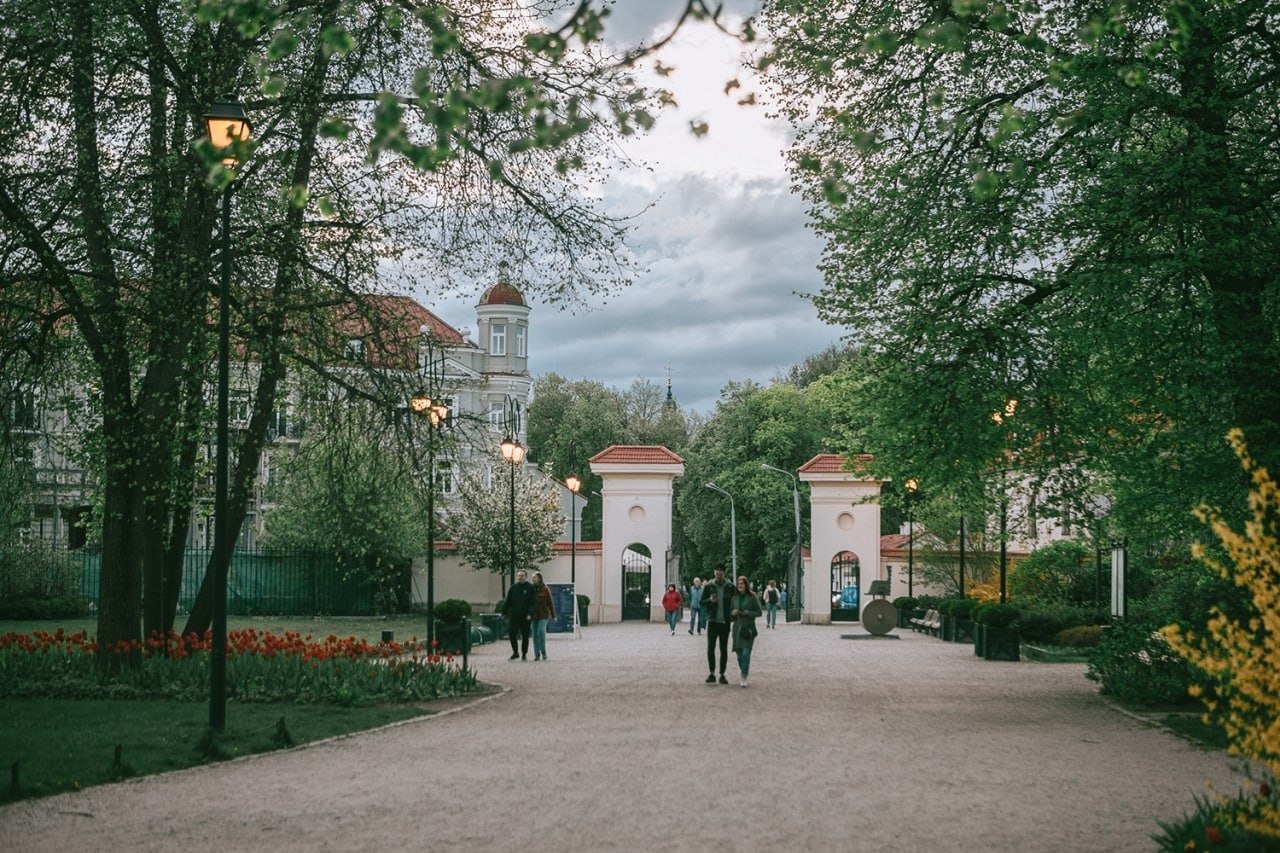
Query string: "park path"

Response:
xmin=0 ymin=620 xmax=1255 ymax=852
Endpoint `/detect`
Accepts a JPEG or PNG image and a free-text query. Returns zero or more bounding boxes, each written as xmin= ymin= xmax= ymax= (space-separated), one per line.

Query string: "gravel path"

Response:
xmin=0 ymin=621 xmax=1255 ymax=852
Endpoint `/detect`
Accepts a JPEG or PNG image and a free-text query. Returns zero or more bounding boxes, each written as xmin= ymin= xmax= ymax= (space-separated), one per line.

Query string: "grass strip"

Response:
xmin=1 ymin=697 xmax=430 ymax=802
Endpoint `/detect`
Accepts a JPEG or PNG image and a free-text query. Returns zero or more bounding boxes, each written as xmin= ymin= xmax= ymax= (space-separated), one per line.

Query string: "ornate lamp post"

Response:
xmin=411 ymin=394 xmax=449 ymax=645
xmin=565 ymin=474 xmax=581 ymax=589
xmin=705 ymin=482 xmax=737 ymax=576
xmin=905 ymin=478 xmax=918 ymax=598
xmin=203 ymin=94 xmax=252 ymax=733
xmin=499 ymin=396 xmax=524 ymax=591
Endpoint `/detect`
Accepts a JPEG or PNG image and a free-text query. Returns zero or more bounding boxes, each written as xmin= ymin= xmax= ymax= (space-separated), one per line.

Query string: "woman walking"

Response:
xmin=730 ymin=576 xmax=763 ymax=687
xmin=662 ymin=583 xmax=683 ymax=635
xmin=530 ymin=571 xmax=556 ymax=660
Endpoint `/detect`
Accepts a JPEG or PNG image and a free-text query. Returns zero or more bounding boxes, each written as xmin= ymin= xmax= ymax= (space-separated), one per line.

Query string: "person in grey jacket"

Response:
xmin=686 ymin=577 xmax=704 ymax=635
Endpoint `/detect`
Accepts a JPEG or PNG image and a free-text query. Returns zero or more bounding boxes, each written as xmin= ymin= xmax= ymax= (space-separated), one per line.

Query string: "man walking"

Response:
xmin=687 ymin=577 xmax=704 ymax=635
xmin=702 ymin=565 xmax=733 ymax=684
xmin=502 ymin=570 xmax=536 ymax=660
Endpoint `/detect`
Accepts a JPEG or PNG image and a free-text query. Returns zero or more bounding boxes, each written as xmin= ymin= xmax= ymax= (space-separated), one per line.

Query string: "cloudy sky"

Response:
xmin=418 ymin=1 xmax=845 ymax=414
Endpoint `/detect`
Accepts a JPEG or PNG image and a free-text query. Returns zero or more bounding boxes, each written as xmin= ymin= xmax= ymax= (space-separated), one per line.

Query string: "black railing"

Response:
xmin=70 ymin=548 xmax=375 ymax=616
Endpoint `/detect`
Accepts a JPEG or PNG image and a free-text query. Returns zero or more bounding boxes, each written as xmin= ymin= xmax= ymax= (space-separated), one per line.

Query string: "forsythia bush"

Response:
xmin=1160 ymin=429 xmax=1279 ymax=841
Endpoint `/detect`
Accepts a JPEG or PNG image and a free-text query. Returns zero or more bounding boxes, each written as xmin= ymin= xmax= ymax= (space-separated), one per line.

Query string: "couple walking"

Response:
xmin=501 ymin=570 xmax=556 ymax=661
xmin=701 ymin=564 xmax=762 ymax=688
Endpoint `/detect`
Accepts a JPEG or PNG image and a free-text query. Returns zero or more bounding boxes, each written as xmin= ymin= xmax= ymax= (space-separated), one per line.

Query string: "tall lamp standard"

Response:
xmin=499 ymin=396 xmax=524 ymax=591
xmin=761 ymin=463 xmax=800 ymax=617
xmin=565 ymin=474 xmax=581 ymax=590
xmin=411 ymin=394 xmax=449 ymax=646
xmin=705 ymin=482 xmax=737 ymax=576
xmin=905 ymin=478 xmax=918 ymax=598
xmin=204 ymin=94 xmax=252 ymax=733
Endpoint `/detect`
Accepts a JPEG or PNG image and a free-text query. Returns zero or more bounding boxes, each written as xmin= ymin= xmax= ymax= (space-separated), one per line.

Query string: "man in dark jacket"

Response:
xmin=502 ymin=570 xmax=536 ymax=660
xmin=702 ymin=564 xmax=734 ymax=684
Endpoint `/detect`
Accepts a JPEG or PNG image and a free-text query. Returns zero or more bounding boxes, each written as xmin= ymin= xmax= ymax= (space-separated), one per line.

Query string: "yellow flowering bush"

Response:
xmin=1160 ymin=429 xmax=1279 ymax=839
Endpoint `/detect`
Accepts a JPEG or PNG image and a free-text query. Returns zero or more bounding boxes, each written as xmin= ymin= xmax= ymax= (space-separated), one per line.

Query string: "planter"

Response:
xmin=941 ymin=614 xmax=956 ymax=641
xmin=953 ymin=618 xmax=974 ymax=643
xmin=896 ymin=608 xmax=912 ymax=629
xmin=983 ymin=626 xmax=1021 ymax=661
xmin=974 ymin=623 xmax=987 ymax=657
xmin=435 ymin=618 xmax=472 ymax=656
xmin=479 ymin=613 xmax=507 ymax=640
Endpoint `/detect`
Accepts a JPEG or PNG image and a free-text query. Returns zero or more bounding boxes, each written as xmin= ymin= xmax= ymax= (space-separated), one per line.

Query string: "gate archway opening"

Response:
xmin=621 ymin=544 xmax=652 ymax=621
xmin=830 ymin=550 xmax=861 ymax=622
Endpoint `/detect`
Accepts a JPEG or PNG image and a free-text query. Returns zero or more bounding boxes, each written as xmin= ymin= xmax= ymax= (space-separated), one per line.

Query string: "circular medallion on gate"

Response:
xmin=837 ymin=512 xmax=854 ymax=530
xmin=628 ymin=505 xmax=645 ymax=522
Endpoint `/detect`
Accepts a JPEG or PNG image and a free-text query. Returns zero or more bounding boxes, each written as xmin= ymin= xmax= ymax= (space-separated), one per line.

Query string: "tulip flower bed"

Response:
xmin=0 ymin=627 xmax=477 ymax=704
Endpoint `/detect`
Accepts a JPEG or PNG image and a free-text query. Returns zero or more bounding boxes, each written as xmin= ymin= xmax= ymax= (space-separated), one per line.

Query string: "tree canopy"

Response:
xmin=761 ymin=0 xmax=1280 ymax=548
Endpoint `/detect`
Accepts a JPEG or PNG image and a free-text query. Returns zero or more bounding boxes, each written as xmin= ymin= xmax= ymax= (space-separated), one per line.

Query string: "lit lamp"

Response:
xmin=500 ymin=396 xmax=524 ymax=591
xmin=411 ymin=394 xmax=449 ymax=646
xmin=203 ymin=94 xmax=252 ymax=733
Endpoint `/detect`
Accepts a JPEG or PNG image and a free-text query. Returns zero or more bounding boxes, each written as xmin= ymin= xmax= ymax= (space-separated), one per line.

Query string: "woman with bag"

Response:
xmin=661 ymin=583 xmax=683 ymax=635
xmin=730 ymin=576 xmax=763 ymax=688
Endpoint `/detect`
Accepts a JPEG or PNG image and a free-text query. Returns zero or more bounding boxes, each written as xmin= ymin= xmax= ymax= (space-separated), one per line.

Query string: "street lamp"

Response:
xmin=411 ymin=394 xmax=449 ymax=646
xmin=204 ymin=94 xmax=252 ymax=733
xmin=565 ymin=474 xmax=581 ymax=589
xmin=905 ymin=478 xmax=918 ymax=597
xmin=499 ymin=396 xmax=524 ymax=591
xmin=761 ymin=463 xmax=801 ymax=619
xmin=705 ymin=482 xmax=737 ymax=576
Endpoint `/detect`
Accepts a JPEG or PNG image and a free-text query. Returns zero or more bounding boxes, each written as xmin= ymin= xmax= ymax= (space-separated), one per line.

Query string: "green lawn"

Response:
xmin=0 ymin=614 xmax=476 ymax=804
xmin=1 ymin=697 xmax=434 ymax=802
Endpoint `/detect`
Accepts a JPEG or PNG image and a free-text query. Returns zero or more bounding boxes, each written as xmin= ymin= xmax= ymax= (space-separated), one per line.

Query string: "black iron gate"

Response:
xmin=830 ymin=551 xmax=861 ymax=622
xmin=621 ymin=545 xmax=651 ymax=621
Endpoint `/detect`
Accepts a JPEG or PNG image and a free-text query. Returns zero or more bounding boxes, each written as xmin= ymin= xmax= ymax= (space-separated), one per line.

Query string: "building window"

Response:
xmin=490 ymin=323 xmax=506 ymax=356
xmin=437 ymin=460 xmax=454 ymax=495
xmin=515 ymin=325 xmax=526 ymax=357
xmin=488 ymin=401 xmax=504 ymax=432
xmin=229 ymin=390 xmax=250 ymax=426
xmin=345 ymin=338 xmax=366 ymax=361
xmin=9 ymin=390 xmax=38 ymax=430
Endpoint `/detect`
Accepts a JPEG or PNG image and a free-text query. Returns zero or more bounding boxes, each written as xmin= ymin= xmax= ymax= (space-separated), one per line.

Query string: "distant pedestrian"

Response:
xmin=687 ymin=577 xmax=704 ymax=635
xmin=731 ymin=576 xmax=763 ymax=687
xmin=501 ymin=570 xmax=536 ymax=661
xmin=702 ymin=564 xmax=734 ymax=684
xmin=762 ymin=579 xmax=781 ymax=628
xmin=662 ymin=584 xmax=683 ymax=635
xmin=530 ymin=571 xmax=556 ymax=660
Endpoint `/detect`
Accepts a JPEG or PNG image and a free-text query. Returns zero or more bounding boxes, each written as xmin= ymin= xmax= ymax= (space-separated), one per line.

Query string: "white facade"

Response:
xmin=798 ymin=454 xmax=883 ymax=625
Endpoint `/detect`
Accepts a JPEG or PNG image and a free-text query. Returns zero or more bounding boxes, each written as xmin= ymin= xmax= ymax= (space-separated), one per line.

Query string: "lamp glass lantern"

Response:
xmin=203 ymin=96 xmax=253 ymax=166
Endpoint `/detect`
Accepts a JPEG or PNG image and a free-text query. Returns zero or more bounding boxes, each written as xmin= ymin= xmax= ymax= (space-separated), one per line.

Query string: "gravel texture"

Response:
xmin=0 ymin=621 xmax=1256 ymax=852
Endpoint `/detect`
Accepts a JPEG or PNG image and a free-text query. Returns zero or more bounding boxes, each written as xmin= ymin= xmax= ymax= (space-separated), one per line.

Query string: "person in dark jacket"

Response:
xmin=702 ymin=564 xmax=734 ymax=684
xmin=530 ymin=571 xmax=556 ymax=660
xmin=502 ymin=570 xmax=536 ymax=660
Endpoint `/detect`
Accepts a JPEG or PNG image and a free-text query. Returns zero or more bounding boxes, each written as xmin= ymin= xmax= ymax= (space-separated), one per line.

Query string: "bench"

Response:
xmin=910 ymin=609 xmax=940 ymax=635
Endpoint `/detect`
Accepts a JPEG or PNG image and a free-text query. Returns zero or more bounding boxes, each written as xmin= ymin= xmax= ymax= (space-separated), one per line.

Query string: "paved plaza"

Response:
xmin=0 ymin=620 xmax=1256 ymax=852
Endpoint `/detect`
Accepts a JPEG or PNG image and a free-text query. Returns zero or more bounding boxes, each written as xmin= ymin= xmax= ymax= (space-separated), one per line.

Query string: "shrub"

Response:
xmin=1007 ymin=539 xmax=1095 ymax=605
xmin=0 ymin=542 xmax=81 ymax=599
xmin=1052 ymin=625 xmax=1105 ymax=648
xmin=0 ymin=594 xmax=89 ymax=620
xmin=936 ymin=598 xmax=957 ymax=615
xmin=1018 ymin=602 xmax=1102 ymax=643
xmin=975 ymin=602 xmax=1020 ymax=628
xmin=1153 ymin=785 xmax=1280 ymax=852
xmin=1086 ymin=620 xmax=1200 ymax=707
xmin=915 ymin=594 xmax=943 ymax=610
xmin=892 ymin=596 xmax=918 ymax=611
xmin=433 ymin=599 xmax=472 ymax=624
xmin=950 ymin=598 xmax=977 ymax=620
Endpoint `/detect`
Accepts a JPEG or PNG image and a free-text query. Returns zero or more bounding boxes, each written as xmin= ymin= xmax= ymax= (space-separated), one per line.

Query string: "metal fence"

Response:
xmin=71 ymin=548 xmax=376 ymax=616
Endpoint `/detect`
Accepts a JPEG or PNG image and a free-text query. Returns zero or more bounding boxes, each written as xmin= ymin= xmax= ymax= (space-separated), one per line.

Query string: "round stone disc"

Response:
xmin=861 ymin=599 xmax=897 ymax=636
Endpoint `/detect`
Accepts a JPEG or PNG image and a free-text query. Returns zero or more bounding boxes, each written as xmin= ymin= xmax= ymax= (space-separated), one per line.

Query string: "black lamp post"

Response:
xmin=203 ymin=94 xmax=252 ymax=733
xmin=499 ymin=396 xmax=524 ymax=591
xmin=905 ymin=478 xmax=917 ymax=598
xmin=566 ymin=474 xmax=581 ymax=589
xmin=411 ymin=393 xmax=448 ymax=646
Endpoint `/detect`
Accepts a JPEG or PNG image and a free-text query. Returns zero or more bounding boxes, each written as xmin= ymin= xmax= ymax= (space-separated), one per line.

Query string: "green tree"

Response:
xmin=761 ymin=0 xmax=1280 ymax=548
xmin=0 ymin=0 xmax=651 ymax=662
xmin=445 ymin=452 xmax=564 ymax=589
xmin=259 ymin=406 xmax=426 ymax=614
